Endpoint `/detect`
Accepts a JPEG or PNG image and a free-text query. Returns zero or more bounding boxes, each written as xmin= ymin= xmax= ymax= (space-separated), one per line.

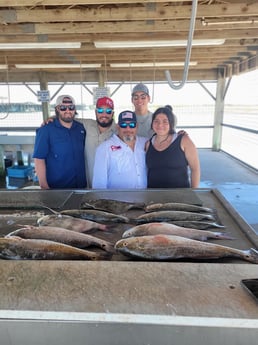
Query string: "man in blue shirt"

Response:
xmin=33 ymin=95 xmax=86 ymax=189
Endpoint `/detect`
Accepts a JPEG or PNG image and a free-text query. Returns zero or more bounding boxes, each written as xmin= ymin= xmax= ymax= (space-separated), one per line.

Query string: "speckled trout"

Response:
xmin=60 ymin=209 xmax=129 ymax=223
xmin=81 ymin=199 xmax=145 ymax=214
xmin=132 ymin=210 xmax=215 ymax=224
xmin=115 ymin=235 xmax=258 ymax=263
xmin=170 ymin=221 xmax=225 ymax=230
xmin=37 ymin=214 xmax=108 ymax=232
xmin=145 ymin=202 xmax=213 ymax=213
xmin=0 ymin=237 xmax=110 ymax=260
xmin=122 ymin=222 xmax=233 ymax=241
xmin=6 ymin=225 xmax=114 ymax=253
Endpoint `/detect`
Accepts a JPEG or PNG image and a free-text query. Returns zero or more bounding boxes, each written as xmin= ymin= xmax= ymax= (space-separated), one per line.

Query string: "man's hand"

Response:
xmin=178 ymin=130 xmax=188 ymax=136
xmin=41 ymin=116 xmax=55 ymax=127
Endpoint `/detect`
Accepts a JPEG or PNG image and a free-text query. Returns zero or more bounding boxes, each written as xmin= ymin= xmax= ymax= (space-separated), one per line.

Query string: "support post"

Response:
xmin=212 ymin=74 xmax=226 ymax=151
xmin=0 ymin=145 xmax=5 ymax=178
xmin=39 ymin=72 xmax=50 ymax=122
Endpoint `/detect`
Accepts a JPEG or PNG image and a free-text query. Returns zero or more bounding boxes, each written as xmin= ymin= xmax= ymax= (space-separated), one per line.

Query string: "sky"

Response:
xmin=0 ymin=69 xmax=257 ymax=109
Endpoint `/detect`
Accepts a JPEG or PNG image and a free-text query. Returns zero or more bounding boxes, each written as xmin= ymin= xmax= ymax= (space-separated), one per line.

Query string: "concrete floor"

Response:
xmin=199 ymin=149 xmax=258 ymax=233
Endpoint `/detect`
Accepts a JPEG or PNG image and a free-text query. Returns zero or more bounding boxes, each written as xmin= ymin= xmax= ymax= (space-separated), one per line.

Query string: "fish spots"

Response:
xmin=153 ymin=235 xmax=170 ymax=245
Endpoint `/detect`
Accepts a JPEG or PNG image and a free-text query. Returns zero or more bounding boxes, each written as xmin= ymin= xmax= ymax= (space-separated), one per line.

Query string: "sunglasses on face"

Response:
xmin=119 ymin=122 xmax=137 ymax=129
xmin=59 ymin=104 xmax=76 ymax=111
xmin=96 ymin=108 xmax=113 ymax=115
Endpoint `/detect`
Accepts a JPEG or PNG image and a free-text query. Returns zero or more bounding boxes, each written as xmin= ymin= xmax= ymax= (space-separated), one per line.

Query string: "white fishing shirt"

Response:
xmin=93 ymin=134 xmax=147 ymax=189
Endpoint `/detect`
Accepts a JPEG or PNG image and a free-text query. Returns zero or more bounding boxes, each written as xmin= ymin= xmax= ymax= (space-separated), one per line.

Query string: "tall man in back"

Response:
xmin=131 ymin=83 xmax=154 ymax=138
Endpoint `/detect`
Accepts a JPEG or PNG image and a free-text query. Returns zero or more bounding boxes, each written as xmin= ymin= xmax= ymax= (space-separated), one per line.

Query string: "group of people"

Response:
xmin=33 ymin=83 xmax=200 ymax=190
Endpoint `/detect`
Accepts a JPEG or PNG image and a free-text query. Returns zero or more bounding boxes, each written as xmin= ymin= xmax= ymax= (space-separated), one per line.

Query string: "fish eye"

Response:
xmin=123 ymin=242 xmax=128 ymax=247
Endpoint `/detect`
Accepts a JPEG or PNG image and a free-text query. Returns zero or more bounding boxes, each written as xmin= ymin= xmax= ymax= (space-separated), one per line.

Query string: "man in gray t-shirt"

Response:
xmin=131 ymin=83 xmax=154 ymax=138
xmin=82 ymin=97 xmax=116 ymax=187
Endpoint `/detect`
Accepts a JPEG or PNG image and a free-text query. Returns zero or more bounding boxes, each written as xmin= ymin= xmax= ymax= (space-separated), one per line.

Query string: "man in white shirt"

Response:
xmin=92 ymin=110 xmax=147 ymax=189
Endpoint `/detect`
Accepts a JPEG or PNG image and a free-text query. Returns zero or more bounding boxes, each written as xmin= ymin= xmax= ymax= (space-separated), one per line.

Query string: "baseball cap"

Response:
xmin=55 ymin=95 xmax=75 ymax=106
xmin=132 ymin=83 xmax=149 ymax=96
xmin=96 ymin=96 xmax=114 ymax=109
xmin=118 ymin=110 xmax=137 ymax=124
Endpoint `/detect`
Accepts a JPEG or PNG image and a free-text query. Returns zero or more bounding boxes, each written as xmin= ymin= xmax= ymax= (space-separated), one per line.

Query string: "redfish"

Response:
xmin=122 ymin=222 xmax=232 ymax=241
xmin=115 ymin=235 xmax=258 ymax=263
xmin=0 ymin=237 xmax=110 ymax=260
xmin=6 ymin=225 xmax=114 ymax=253
xmin=37 ymin=214 xmax=108 ymax=232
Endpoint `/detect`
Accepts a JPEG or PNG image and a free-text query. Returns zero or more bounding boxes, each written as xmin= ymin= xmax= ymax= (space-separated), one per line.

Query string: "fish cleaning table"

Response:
xmin=0 ymin=188 xmax=258 ymax=345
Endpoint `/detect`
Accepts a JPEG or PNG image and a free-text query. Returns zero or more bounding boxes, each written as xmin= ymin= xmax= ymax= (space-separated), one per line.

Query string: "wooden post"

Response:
xmin=39 ymin=71 xmax=50 ymax=122
xmin=212 ymin=73 xmax=226 ymax=151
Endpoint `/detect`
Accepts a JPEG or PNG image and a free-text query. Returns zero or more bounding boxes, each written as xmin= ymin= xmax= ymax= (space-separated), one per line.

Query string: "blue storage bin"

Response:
xmin=7 ymin=165 xmax=34 ymax=179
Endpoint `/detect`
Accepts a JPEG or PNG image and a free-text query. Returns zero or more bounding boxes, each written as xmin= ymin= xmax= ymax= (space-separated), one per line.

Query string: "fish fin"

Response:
xmin=99 ymin=224 xmax=114 ymax=232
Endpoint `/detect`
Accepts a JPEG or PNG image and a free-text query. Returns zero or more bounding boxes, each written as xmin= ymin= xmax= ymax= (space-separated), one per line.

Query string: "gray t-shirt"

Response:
xmin=136 ymin=111 xmax=154 ymax=138
xmin=80 ymin=119 xmax=116 ymax=187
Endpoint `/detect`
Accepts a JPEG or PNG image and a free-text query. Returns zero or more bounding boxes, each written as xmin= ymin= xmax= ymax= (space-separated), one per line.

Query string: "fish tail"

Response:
xmin=213 ymin=223 xmax=226 ymax=229
xmin=94 ymin=251 xmax=113 ymax=261
xmin=99 ymin=224 xmax=116 ymax=232
xmin=214 ymin=232 xmax=235 ymax=240
xmin=243 ymin=248 xmax=258 ymax=264
xmin=98 ymin=224 xmax=109 ymax=231
xmin=36 ymin=205 xmax=59 ymax=214
xmin=101 ymin=241 xmax=115 ymax=253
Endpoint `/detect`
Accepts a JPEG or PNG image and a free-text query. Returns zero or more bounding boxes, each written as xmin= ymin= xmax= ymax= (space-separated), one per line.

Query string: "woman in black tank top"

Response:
xmin=145 ymin=106 xmax=200 ymax=188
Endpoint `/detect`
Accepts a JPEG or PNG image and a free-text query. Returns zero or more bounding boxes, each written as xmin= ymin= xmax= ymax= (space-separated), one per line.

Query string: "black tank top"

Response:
xmin=146 ymin=134 xmax=190 ymax=188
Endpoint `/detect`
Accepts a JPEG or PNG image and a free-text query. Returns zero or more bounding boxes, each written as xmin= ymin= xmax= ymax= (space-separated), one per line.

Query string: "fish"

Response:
xmin=37 ymin=214 xmax=108 ymax=232
xmin=170 ymin=221 xmax=225 ymax=229
xmin=132 ymin=210 xmax=215 ymax=224
xmin=145 ymin=202 xmax=213 ymax=213
xmin=60 ymin=209 xmax=129 ymax=223
xmin=0 ymin=237 xmax=110 ymax=260
xmin=115 ymin=235 xmax=258 ymax=263
xmin=6 ymin=225 xmax=114 ymax=253
xmin=81 ymin=199 xmax=145 ymax=214
xmin=122 ymin=222 xmax=233 ymax=241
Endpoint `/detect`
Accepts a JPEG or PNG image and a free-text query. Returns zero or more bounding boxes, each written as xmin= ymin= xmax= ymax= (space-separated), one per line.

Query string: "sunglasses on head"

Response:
xmin=96 ymin=108 xmax=113 ymax=115
xmin=59 ymin=104 xmax=76 ymax=111
xmin=119 ymin=122 xmax=137 ymax=129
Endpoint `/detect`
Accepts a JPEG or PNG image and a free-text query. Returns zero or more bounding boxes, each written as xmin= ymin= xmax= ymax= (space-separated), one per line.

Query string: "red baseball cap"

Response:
xmin=96 ymin=97 xmax=114 ymax=109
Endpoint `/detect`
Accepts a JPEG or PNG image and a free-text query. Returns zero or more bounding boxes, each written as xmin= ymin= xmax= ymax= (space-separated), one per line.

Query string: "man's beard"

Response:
xmin=122 ymin=135 xmax=135 ymax=142
xmin=59 ymin=114 xmax=75 ymax=123
xmin=97 ymin=118 xmax=113 ymax=128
